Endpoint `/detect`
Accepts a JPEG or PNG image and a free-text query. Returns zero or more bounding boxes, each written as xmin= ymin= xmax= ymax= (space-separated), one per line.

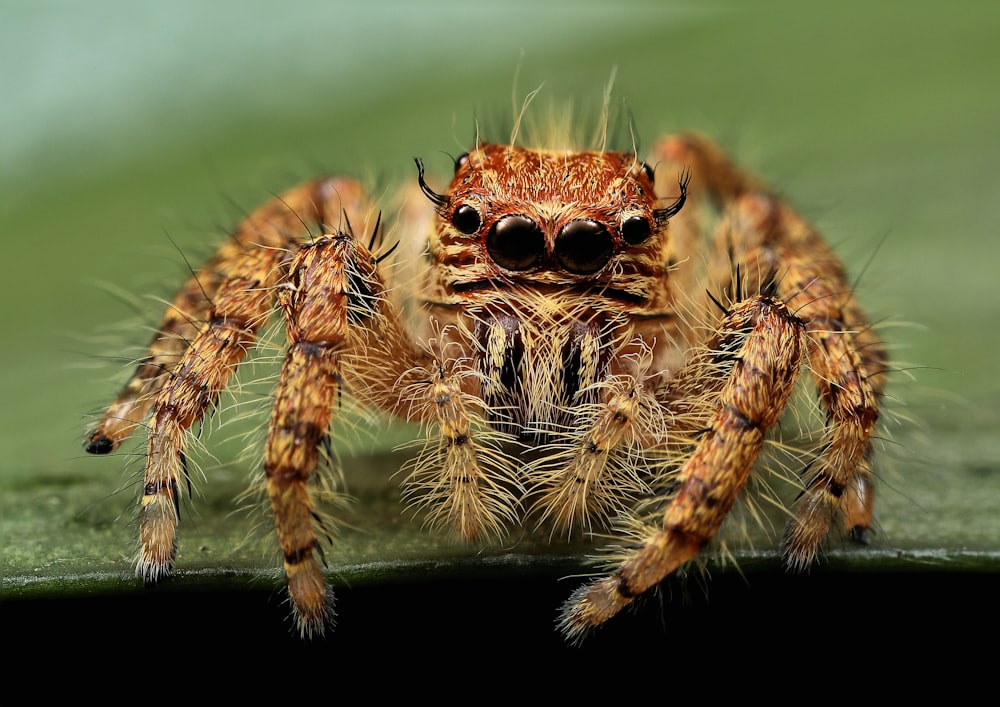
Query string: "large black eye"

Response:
xmin=555 ymin=219 xmax=614 ymax=275
xmin=452 ymin=204 xmax=481 ymax=234
xmin=486 ymin=215 xmax=545 ymax=271
xmin=621 ymin=215 xmax=652 ymax=245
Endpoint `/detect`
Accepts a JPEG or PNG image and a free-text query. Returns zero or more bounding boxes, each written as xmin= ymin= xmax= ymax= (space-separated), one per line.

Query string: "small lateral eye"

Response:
xmin=454 ymin=152 xmax=470 ymax=173
xmin=452 ymin=204 xmax=482 ymax=234
xmin=621 ymin=215 xmax=652 ymax=245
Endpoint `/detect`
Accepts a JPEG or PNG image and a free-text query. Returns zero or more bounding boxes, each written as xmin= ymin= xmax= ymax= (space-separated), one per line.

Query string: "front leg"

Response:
xmin=559 ymin=295 xmax=806 ymax=643
xmin=653 ymin=134 xmax=887 ymax=561
xmin=265 ymin=220 xmax=432 ymax=637
xmin=271 ymin=230 xmax=526 ymax=634
xmin=83 ymin=176 xmax=377 ymax=612
xmin=85 ymin=177 xmax=371 ymax=453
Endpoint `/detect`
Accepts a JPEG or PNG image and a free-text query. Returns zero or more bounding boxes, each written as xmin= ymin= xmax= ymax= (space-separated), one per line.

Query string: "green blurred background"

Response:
xmin=3 ymin=0 xmax=999 ymax=659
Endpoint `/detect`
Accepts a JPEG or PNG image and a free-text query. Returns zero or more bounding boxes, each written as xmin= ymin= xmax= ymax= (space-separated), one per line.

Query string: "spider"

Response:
xmin=84 ymin=122 xmax=887 ymax=643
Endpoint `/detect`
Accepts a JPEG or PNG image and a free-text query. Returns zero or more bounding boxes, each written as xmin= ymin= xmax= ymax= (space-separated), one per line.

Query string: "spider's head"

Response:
xmin=416 ymin=142 xmax=688 ymax=290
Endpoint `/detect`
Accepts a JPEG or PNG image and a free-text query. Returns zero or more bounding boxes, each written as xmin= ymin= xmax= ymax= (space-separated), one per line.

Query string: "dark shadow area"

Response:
xmin=5 ymin=568 xmax=996 ymax=671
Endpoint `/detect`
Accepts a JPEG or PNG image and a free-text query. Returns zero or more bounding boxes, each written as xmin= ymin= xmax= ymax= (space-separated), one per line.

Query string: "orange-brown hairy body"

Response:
xmin=85 ymin=128 xmax=887 ymax=642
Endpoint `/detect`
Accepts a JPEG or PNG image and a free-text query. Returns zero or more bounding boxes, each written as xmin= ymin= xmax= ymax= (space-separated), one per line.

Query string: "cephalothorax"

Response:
xmin=85 ymin=126 xmax=886 ymax=642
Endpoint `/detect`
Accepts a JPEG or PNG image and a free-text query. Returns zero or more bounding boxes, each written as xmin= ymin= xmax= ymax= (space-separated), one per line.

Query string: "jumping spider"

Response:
xmin=85 ymin=126 xmax=886 ymax=642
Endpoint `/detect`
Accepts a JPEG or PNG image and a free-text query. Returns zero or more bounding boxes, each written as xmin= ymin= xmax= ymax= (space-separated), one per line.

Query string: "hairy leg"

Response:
xmin=559 ymin=295 xmax=806 ymax=642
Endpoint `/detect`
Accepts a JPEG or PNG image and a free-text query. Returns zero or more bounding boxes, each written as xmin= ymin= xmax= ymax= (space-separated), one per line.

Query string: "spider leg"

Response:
xmin=264 ymin=231 xmax=384 ymax=638
xmin=559 ymin=294 xmax=806 ymax=642
xmin=737 ymin=196 xmax=884 ymax=564
xmin=656 ymin=134 xmax=887 ymax=564
xmin=265 ymin=214 xmax=520 ymax=633
xmin=85 ymin=178 xmax=370 ymax=582
xmin=138 ymin=243 xmax=284 ymax=582
xmin=84 ymin=177 xmax=369 ymax=453
xmin=529 ymin=370 xmax=660 ymax=539
xmin=400 ymin=359 xmax=521 ymax=543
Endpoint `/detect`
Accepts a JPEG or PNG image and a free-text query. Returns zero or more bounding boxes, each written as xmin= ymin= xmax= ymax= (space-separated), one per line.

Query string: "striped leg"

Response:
xmin=85 ymin=178 xmax=371 ymax=454
xmin=138 ymin=245 xmax=284 ymax=582
xmin=559 ymin=295 xmax=806 ymax=642
xmin=85 ymin=178 xmax=374 ymax=589
xmin=263 ymin=233 xmax=381 ymax=637
xmin=653 ymin=134 xmax=887 ymax=568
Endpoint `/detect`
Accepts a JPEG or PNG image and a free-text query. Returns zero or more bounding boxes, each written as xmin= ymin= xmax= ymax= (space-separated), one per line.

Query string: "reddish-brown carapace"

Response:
xmin=85 ymin=113 xmax=887 ymax=642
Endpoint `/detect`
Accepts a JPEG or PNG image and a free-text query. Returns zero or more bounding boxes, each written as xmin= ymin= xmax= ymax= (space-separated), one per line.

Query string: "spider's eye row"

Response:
xmin=452 ymin=204 xmax=482 ymax=234
xmin=621 ymin=215 xmax=652 ymax=245
xmin=486 ymin=215 xmax=545 ymax=271
xmin=555 ymin=219 xmax=614 ymax=275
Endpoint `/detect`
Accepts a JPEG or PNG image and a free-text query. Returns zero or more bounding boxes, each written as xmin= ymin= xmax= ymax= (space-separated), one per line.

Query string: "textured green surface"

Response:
xmin=3 ymin=0 xmax=999 ymax=658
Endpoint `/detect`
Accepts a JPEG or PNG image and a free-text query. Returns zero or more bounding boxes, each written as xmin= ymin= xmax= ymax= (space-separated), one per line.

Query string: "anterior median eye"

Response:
xmin=486 ymin=215 xmax=545 ymax=271
xmin=621 ymin=215 xmax=652 ymax=245
xmin=555 ymin=219 xmax=614 ymax=275
xmin=452 ymin=204 xmax=482 ymax=234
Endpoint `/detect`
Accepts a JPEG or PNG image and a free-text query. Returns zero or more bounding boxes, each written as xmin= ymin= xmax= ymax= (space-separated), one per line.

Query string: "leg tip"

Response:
xmin=287 ymin=564 xmax=336 ymax=640
xmin=849 ymin=524 xmax=872 ymax=545
xmin=557 ymin=577 xmax=629 ymax=646
xmin=135 ymin=554 xmax=174 ymax=585
xmin=85 ymin=434 xmax=115 ymax=454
